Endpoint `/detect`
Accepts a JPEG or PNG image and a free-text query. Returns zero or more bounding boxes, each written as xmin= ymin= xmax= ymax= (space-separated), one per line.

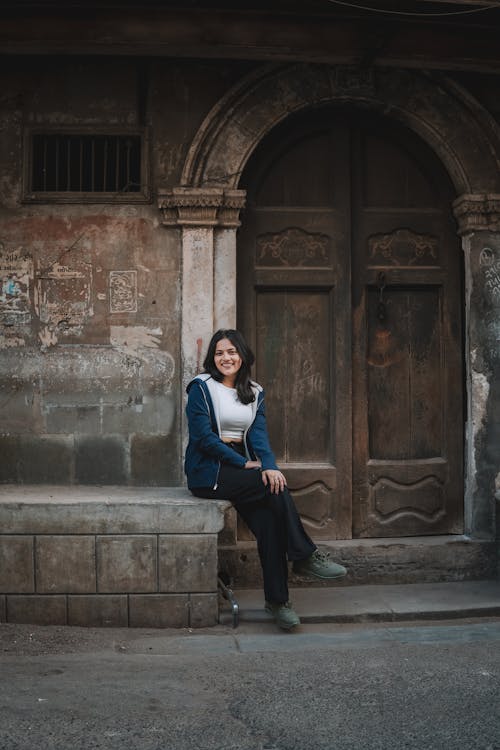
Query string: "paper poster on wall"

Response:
xmin=0 ymin=244 xmax=33 ymax=326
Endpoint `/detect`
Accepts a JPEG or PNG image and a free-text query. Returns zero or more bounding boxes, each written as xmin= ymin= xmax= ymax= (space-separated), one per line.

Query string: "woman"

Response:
xmin=185 ymin=329 xmax=347 ymax=630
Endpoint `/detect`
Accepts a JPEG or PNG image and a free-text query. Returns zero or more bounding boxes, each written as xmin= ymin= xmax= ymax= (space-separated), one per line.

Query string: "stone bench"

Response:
xmin=0 ymin=486 xmax=230 ymax=628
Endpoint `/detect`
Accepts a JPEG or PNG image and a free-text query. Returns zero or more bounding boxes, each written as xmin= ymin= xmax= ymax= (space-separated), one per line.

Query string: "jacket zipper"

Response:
xmin=213 ymin=461 xmax=221 ymax=490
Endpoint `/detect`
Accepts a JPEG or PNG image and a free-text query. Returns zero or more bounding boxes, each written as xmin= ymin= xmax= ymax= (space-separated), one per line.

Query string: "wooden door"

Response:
xmin=238 ymin=108 xmax=463 ymax=539
xmin=351 ymin=121 xmax=463 ymax=536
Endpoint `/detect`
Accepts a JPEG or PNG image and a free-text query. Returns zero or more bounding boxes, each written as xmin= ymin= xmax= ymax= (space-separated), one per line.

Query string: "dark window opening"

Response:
xmin=31 ymin=134 xmax=142 ymax=193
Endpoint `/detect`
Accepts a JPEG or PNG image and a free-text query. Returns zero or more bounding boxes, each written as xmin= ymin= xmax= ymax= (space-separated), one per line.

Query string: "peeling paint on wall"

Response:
xmin=471 ymin=351 xmax=490 ymax=440
xmin=35 ymin=259 xmax=93 ymax=348
xmin=110 ymin=325 xmax=162 ymax=354
xmin=110 ymin=325 xmax=175 ymax=390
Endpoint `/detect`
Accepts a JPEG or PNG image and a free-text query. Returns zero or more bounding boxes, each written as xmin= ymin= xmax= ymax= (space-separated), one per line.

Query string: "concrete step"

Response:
xmin=219 ymin=580 xmax=500 ymax=626
xmin=219 ymin=535 xmax=498 ymax=586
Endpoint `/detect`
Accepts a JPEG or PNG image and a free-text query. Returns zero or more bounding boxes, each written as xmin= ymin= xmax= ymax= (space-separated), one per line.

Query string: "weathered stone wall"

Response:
xmin=0 ymin=53 xmax=499 ymax=558
xmin=0 ymin=57 xmax=252 ymax=484
xmin=0 ymin=486 xmax=230 ymax=627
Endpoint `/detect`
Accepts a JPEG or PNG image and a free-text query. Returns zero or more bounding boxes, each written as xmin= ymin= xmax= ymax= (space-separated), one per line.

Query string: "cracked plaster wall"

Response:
xmin=0 ymin=57 xmax=251 ymax=484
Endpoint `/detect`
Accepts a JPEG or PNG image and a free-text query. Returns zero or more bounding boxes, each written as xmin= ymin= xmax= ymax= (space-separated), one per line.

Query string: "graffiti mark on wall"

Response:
xmin=479 ymin=247 xmax=495 ymax=268
xmin=483 ymin=262 xmax=500 ymax=304
xmin=109 ymin=270 xmax=138 ymax=313
xmin=479 ymin=247 xmax=500 ymax=305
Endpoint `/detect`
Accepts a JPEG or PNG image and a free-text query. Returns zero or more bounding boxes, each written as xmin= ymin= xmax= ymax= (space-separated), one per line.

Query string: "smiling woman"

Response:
xmin=184 ymin=328 xmax=348 ymax=631
xmin=214 ymin=341 xmax=241 ymax=381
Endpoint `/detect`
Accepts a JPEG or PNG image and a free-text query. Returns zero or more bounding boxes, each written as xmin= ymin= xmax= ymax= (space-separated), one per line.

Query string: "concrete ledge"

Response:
xmin=0 ymin=486 xmax=230 ymax=628
xmin=0 ymin=486 xmax=230 ymax=534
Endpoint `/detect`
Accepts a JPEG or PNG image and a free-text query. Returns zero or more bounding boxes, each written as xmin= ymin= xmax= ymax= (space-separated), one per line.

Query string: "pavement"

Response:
xmin=2 ymin=581 xmax=500 ymax=750
xmin=221 ymin=580 xmax=500 ymax=626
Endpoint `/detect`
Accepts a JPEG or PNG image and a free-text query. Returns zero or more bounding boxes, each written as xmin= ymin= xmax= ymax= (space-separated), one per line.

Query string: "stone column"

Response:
xmin=453 ymin=194 xmax=500 ymax=539
xmin=158 ymin=187 xmax=246 ymax=458
xmin=214 ymin=190 xmax=246 ymax=330
xmin=159 ymin=187 xmax=222 ymax=388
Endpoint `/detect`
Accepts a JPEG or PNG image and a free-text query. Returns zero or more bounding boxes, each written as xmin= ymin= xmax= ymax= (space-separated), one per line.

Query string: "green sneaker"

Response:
xmin=265 ymin=601 xmax=301 ymax=630
xmin=293 ymin=549 xmax=347 ymax=580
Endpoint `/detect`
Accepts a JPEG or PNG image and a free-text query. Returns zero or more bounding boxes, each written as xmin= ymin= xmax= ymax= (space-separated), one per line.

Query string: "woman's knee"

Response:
xmin=268 ymin=489 xmax=289 ymax=514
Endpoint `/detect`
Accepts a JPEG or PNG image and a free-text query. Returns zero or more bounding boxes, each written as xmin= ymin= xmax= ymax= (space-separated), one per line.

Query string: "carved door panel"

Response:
xmin=351 ymin=124 xmax=463 ymax=536
xmin=238 ymin=109 xmax=463 ymax=540
xmin=238 ymin=120 xmax=352 ymax=539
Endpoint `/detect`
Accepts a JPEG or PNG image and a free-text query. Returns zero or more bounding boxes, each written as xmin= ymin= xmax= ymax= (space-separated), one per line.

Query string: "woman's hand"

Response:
xmin=244 ymin=460 xmax=262 ymax=470
xmin=261 ymin=469 xmax=287 ymax=494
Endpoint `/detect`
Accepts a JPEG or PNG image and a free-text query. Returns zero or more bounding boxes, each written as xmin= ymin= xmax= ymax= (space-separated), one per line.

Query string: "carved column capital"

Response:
xmin=453 ymin=194 xmax=500 ymax=235
xmin=158 ymin=187 xmax=246 ymax=228
xmin=217 ymin=189 xmax=247 ymax=228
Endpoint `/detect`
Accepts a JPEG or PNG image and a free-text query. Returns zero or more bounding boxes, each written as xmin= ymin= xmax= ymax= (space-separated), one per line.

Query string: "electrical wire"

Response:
xmin=324 ymin=0 xmax=499 ymax=17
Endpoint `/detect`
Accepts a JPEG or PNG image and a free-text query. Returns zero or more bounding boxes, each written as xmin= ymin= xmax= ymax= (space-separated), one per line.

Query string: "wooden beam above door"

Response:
xmin=1 ymin=6 xmax=500 ymax=74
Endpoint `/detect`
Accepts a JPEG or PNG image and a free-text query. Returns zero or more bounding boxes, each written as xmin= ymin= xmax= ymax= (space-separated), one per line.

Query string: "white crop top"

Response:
xmin=215 ymin=381 xmax=253 ymax=440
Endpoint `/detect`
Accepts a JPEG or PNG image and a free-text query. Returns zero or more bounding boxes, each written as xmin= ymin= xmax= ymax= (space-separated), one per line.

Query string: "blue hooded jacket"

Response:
xmin=184 ymin=373 xmax=278 ymax=490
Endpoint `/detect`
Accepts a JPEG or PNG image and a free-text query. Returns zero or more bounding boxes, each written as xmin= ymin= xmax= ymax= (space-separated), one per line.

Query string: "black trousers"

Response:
xmin=191 ymin=456 xmax=316 ymax=604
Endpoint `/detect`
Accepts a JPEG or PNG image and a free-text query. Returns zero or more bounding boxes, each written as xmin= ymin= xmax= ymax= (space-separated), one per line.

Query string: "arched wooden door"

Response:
xmin=237 ymin=108 xmax=463 ymax=539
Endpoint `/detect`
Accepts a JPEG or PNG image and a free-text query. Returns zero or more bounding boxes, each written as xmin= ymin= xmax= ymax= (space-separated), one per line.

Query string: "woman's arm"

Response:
xmin=186 ymin=382 xmax=247 ymax=467
xmin=248 ymin=393 xmax=288 ymax=493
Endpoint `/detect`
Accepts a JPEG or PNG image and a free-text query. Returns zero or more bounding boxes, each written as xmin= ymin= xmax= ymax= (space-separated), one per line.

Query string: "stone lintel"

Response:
xmin=453 ymin=193 xmax=500 ymax=235
xmin=158 ymin=187 xmax=246 ymax=228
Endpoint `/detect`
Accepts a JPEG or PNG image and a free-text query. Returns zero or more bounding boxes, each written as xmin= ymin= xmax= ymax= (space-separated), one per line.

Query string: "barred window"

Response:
xmin=24 ymin=130 xmax=149 ymax=203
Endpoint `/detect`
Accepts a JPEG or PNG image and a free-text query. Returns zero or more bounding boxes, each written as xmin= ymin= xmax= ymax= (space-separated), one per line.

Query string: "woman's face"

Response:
xmin=214 ymin=338 xmax=242 ymax=384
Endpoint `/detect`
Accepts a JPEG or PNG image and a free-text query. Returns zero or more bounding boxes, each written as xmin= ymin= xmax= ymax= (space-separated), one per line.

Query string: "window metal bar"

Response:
xmin=43 ymin=137 xmax=48 ymax=191
xmin=55 ymin=137 xmax=59 ymax=191
xmin=32 ymin=133 xmax=141 ymax=195
xmin=79 ymin=138 xmax=83 ymax=192
xmin=103 ymin=138 xmax=108 ymax=191
xmin=126 ymin=139 xmax=131 ymax=190
xmin=67 ymin=137 xmax=71 ymax=191
xmin=115 ymin=138 xmax=120 ymax=192
xmin=91 ymin=138 xmax=95 ymax=192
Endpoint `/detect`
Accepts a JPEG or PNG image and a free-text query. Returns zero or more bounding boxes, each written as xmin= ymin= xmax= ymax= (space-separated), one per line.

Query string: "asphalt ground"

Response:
xmin=1 ymin=618 xmax=500 ymax=750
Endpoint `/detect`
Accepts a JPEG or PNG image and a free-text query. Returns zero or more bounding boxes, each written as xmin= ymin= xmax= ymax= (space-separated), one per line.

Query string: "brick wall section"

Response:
xmin=0 ymin=487 xmax=230 ymax=628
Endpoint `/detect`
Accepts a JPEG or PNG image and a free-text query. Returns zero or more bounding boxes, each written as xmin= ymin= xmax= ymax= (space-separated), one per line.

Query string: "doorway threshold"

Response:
xmin=219 ymin=535 xmax=498 ymax=587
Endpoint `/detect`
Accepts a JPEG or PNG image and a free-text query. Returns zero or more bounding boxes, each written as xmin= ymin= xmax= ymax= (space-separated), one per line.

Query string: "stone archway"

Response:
xmin=159 ymin=63 xmax=500 ymax=538
xmin=180 ymin=64 xmax=500 ymax=194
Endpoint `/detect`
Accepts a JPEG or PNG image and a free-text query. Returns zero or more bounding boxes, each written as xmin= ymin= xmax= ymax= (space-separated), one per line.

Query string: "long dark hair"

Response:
xmin=203 ymin=329 xmax=256 ymax=404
